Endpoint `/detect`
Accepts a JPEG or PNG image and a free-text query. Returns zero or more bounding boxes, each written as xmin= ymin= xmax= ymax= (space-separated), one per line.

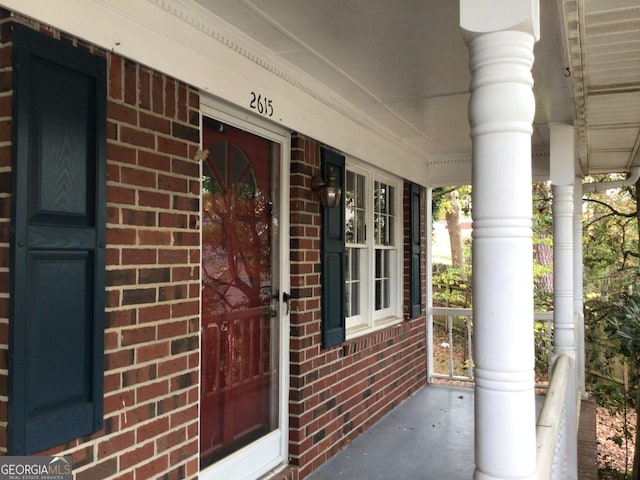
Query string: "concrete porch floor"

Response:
xmin=307 ymin=384 xmax=598 ymax=480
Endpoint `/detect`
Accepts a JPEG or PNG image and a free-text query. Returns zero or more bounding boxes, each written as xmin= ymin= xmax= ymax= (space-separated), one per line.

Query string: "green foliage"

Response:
xmin=532 ymin=182 xmax=553 ymax=237
xmin=603 ymin=294 xmax=640 ymax=368
xmin=432 ymin=264 xmax=470 ymax=307
xmin=595 ymin=293 xmax=640 ymax=479
xmin=534 ymin=320 xmax=552 ymax=380
xmin=583 ymin=175 xmax=639 ymax=301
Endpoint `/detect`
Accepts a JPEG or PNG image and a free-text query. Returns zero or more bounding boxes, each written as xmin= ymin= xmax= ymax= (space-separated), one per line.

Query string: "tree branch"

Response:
xmin=583 ymin=197 xmax=637 ymax=218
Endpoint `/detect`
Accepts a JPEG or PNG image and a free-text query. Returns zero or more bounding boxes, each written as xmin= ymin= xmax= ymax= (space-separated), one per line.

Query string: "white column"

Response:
xmin=550 ymin=124 xmax=578 ymax=480
xmin=461 ymin=2 xmax=539 ymax=479
xmin=574 ymin=181 xmax=585 ymax=394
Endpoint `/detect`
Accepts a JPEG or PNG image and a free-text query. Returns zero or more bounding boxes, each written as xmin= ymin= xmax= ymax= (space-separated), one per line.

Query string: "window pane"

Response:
xmin=373 ymin=180 xmax=395 ymax=247
xmin=351 ymin=249 xmax=360 ymax=282
xmin=352 ymin=280 xmax=360 ymax=316
xmin=383 ymin=278 xmax=390 ymax=308
xmin=345 ymin=248 xmax=361 ymax=317
xmin=384 ymin=250 xmax=390 ymax=277
xmin=356 ymin=174 xmax=365 ymax=208
xmin=356 ymin=210 xmax=365 ymax=243
xmin=346 ymin=170 xmax=366 ymax=245
xmin=375 ymin=249 xmax=391 ymax=311
xmin=346 ymin=171 xmax=355 ymax=243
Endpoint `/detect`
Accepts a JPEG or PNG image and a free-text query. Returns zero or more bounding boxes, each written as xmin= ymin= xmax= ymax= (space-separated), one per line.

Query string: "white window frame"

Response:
xmin=345 ymin=160 xmax=403 ymax=337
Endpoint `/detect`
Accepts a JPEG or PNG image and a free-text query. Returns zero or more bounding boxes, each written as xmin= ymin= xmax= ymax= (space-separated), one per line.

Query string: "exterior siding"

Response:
xmin=0 ymin=11 xmax=427 ymax=480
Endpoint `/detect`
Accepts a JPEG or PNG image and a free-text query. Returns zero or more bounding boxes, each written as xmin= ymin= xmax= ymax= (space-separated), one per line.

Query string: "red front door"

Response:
xmin=199 ymin=117 xmax=278 ymax=468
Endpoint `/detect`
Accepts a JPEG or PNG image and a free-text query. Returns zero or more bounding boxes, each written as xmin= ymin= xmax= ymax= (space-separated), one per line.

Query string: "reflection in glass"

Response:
xmin=200 ymin=121 xmax=279 ymax=470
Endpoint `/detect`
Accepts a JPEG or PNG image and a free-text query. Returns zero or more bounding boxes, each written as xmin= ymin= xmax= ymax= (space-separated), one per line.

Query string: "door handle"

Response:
xmin=282 ymin=292 xmax=290 ymax=315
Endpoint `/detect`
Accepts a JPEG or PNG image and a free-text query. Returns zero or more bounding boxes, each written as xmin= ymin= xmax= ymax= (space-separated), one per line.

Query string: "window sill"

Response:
xmin=346 ymin=315 xmax=404 ymax=340
xmin=341 ymin=316 xmax=414 ymax=357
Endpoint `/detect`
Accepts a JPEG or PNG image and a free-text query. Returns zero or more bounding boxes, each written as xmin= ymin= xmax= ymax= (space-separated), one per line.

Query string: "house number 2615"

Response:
xmin=249 ymin=92 xmax=274 ymax=117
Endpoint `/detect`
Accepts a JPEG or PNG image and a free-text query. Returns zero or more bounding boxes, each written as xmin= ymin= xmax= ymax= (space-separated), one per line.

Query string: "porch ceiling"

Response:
xmin=193 ymin=0 xmax=639 ymax=183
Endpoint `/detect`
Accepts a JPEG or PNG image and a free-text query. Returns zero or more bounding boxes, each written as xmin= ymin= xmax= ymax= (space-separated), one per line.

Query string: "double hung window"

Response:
xmin=345 ymin=164 xmax=402 ymax=334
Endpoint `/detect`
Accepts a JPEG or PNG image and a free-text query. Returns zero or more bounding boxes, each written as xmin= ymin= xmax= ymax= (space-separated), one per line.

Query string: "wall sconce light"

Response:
xmin=312 ymin=168 xmax=342 ymax=208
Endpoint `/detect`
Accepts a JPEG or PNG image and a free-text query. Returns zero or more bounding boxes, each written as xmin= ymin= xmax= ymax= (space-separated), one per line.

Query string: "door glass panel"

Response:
xmin=200 ymin=117 xmax=279 ymax=469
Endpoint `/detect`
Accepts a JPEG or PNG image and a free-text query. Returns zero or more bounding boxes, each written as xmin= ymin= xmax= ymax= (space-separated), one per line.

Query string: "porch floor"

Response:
xmin=307 ymin=384 xmax=598 ymax=480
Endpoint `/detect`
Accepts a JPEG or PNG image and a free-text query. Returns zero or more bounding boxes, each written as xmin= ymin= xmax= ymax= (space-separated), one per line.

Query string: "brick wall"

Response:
xmin=281 ymin=134 xmax=427 ymax=479
xmin=0 ymin=16 xmax=201 ymax=480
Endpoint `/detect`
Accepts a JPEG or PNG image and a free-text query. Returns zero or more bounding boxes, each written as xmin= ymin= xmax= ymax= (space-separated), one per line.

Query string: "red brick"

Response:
xmin=123 ymin=60 xmax=137 ymax=106
xmin=0 ymin=94 xmax=11 ymax=117
xmin=137 ymin=341 xmax=170 ymax=363
xmin=120 ymin=125 xmax=155 ymax=149
xmin=134 ymin=454 xmax=169 ymax=480
xmin=121 ymin=325 xmax=156 ymax=346
xmin=121 ymin=441 xmax=155 ymax=470
xmin=139 ymin=190 xmax=170 ymax=209
xmin=137 ymin=230 xmax=172 ymax=246
xmin=121 ymin=167 xmax=156 ymax=188
xmin=107 ymin=101 xmax=137 ymax=125
xmin=108 ymin=54 xmax=123 ymax=101
xmin=139 ymin=67 xmax=151 ymax=110
xmin=97 ymin=431 xmax=135 ymax=459
xmin=138 ymin=151 xmax=171 ymax=172
xmin=122 ymin=364 xmax=157 ymax=387
xmin=159 ymin=212 xmax=186 ymax=228
xmin=137 ymin=379 xmax=170 ymax=403
xmin=105 ymin=349 xmax=134 ymax=371
xmin=169 ymin=405 xmax=197 ymax=430
xmin=75 ymin=458 xmax=118 ymax=480
xmin=121 ymin=248 xmax=158 ymax=265
xmin=140 ymin=111 xmax=170 ymax=135
xmin=104 ymin=390 xmax=135 ymax=416
xmin=171 ymin=157 xmax=199 ymax=176
xmin=0 ymin=145 xmax=10 ymax=168
xmin=177 ymin=84 xmax=187 ymax=122
xmin=171 ymin=300 xmax=199 ymax=318
xmin=165 ymin=77 xmax=176 ymax=118
xmin=157 ymin=320 xmax=187 ymax=340
xmin=157 ymin=136 xmax=188 ymax=157
xmin=137 ymin=416 xmax=170 ymax=441
xmin=152 ymin=72 xmax=164 ymax=114
xmin=138 ymin=304 xmax=171 ymax=323
xmin=155 ymin=427 xmax=186 ymax=454
xmin=105 ymin=309 xmax=137 ymax=328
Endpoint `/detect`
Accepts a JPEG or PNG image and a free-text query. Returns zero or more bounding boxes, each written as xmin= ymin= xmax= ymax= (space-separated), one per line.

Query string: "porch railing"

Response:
xmin=428 ymin=307 xmax=574 ymax=480
xmin=536 ymin=353 xmax=571 ymax=480
xmin=428 ymin=307 xmax=554 ymax=386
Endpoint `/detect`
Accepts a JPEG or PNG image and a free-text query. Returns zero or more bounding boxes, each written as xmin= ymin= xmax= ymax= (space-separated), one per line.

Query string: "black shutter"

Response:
xmin=9 ymin=24 xmax=106 ymax=454
xmin=320 ymin=148 xmax=345 ymax=348
xmin=409 ymin=183 xmax=422 ymax=318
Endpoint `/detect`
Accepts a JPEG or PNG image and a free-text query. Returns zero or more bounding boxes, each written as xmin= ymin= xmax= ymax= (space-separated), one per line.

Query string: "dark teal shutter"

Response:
xmin=9 ymin=24 xmax=106 ymax=455
xmin=409 ymin=183 xmax=422 ymax=318
xmin=320 ymin=148 xmax=345 ymax=348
